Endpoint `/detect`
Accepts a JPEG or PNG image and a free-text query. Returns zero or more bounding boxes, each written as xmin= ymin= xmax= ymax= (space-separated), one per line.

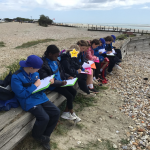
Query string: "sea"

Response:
xmin=61 ymin=22 xmax=150 ymax=31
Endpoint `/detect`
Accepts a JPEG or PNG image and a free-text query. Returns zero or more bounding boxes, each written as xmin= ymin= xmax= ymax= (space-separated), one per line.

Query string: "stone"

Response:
xmin=113 ymin=144 xmax=118 ymax=149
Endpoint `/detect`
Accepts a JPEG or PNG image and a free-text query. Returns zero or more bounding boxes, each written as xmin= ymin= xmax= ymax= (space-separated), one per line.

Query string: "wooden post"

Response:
xmin=113 ymin=26 xmax=114 ymax=31
xmin=134 ymin=29 xmax=135 ymax=33
xmin=92 ymin=24 xmax=93 ymax=30
xmin=96 ymin=25 xmax=97 ymax=30
xmin=138 ymin=29 xmax=139 ymax=33
xmin=117 ymin=27 xmax=118 ymax=31
xmin=100 ymin=26 xmax=101 ymax=30
xmin=88 ymin=24 xmax=89 ymax=30
xmin=104 ymin=26 xmax=105 ymax=30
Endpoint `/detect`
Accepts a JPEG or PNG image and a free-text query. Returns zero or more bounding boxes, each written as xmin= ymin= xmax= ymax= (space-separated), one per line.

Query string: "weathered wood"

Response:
xmin=1 ymin=119 xmax=35 ymax=150
xmin=0 ymin=107 xmax=23 ymax=131
xmin=0 ymin=112 xmax=34 ymax=149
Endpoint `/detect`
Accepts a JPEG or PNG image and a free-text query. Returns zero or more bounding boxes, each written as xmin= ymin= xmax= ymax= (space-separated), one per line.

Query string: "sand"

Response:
xmin=0 ymin=22 xmax=120 ymax=75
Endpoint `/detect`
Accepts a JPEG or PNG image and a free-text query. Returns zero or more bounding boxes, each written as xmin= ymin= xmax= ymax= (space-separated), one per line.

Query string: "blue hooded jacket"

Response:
xmin=11 ymin=67 xmax=49 ymax=111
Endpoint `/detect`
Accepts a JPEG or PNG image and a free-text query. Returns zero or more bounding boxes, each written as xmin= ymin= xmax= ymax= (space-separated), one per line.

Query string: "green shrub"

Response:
xmin=38 ymin=15 xmax=53 ymax=27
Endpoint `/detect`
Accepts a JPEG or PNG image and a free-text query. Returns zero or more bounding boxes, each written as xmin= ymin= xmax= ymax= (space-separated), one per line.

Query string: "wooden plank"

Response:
xmin=0 ymin=112 xmax=34 ymax=149
xmin=47 ymin=91 xmax=59 ymax=103
xmin=0 ymin=107 xmax=23 ymax=131
xmin=1 ymin=119 xmax=35 ymax=150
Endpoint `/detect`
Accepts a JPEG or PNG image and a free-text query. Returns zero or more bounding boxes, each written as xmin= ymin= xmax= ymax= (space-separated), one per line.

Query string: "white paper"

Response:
xmin=82 ymin=62 xmax=91 ymax=69
xmin=107 ymin=52 xmax=115 ymax=56
xmin=88 ymin=60 xmax=94 ymax=65
xmin=32 ymin=75 xmax=54 ymax=93
xmin=63 ymin=78 xmax=78 ymax=86
xmin=98 ymin=49 xmax=106 ymax=53
xmin=112 ymin=49 xmax=116 ymax=54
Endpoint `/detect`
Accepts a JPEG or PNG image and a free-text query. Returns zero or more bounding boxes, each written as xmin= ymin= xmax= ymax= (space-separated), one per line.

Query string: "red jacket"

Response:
xmin=86 ymin=47 xmax=98 ymax=61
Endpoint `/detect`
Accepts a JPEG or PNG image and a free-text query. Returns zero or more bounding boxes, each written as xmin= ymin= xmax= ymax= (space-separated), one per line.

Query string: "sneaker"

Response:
xmin=85 ymin=93 xmax=96 ymax=98
xmin=61 ymin=112 xmax=76 ymax=120
xmin=72 ymin=112 xmax=81 ymax=123
xmin=42 ymin=142 xmax=51 ymax=150
xmin=78 ymin=89 xmax=88 ymax=96
xmin=33 ymin=135 xmax=50 ymax=144
xmin=114 ymin=64 xmax=122 ymax=70
xmin=88 ymin=87 xmax=99 ymax=94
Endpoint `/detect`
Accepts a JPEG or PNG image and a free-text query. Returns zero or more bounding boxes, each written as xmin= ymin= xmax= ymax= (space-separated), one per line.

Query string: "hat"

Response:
xmin=111 ymin=35 xmax=116 ymax=43
xmin=99 ymin=38 xmax=106 ymax=45
xmin=19 ymin=55 xmax=43 ymax=69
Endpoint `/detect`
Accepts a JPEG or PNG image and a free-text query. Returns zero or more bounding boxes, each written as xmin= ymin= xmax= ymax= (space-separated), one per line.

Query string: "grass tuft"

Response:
xmin=120 ymin=139 xmax=129 ymax=145
xmin=15 ymin=39 xmax=56 ymax=49
xmin=0 ymin=41 xmax=5 ymax=47
xmin=0 ymin=59 xmax=25 ymax=80
xmin=74 ymin=94 xmax=96 ymax=112
xmin=51 ymin=141 xmax=58 ymax=149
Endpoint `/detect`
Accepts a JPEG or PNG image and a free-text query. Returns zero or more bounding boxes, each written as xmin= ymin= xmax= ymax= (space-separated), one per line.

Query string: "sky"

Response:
xmin=0 ymin=0 xmax=150 ymax=24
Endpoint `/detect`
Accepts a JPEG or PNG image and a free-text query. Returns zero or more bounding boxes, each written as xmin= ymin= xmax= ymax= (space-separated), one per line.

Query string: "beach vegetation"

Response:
xmin=69 ymin=140 xmax=118 ymax=150
xmin=38 ymin=15 xmax=53 ymax=27
xmin=0 ymin=59 xmax=25 ymax=80
xmin=15 ymin=39 xmax=56 ymax=49
xmin=116 ymin=34 xmax=136 ymax=40
xmin=0 ymin=41 xmax=5 ymax=47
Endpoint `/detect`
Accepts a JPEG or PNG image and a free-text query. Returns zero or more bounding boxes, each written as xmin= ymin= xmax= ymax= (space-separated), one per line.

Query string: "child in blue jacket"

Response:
xmin=11 ymin=55 xmax=60 ymax=150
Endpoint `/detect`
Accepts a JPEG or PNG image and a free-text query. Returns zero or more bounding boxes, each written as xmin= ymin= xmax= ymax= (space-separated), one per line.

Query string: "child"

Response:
xmin=77 ymin=40 xmax=99 ymax=93
xmin=111 ymin=35 xmax=122 ymax=60
xmin=85 ymin=40 xmax=101 ymax=85
xmin=11 ymin=55 xmax=60 ymax=150
xmin=38 ymin=45 xmax=81 ymax=122
xmin=104 ymin=36 xmax=117 ymax=74
xmin=90 ymin=39 xmax=109 ymax=83
xmin=60 ymin=44 xmax=98 ymax=95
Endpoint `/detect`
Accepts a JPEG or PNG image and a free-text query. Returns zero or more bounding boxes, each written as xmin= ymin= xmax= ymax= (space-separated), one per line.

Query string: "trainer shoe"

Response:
xmin=88 ymin=87 xmax=99 ymax=94
xmin=42 ymin=142 xmax=51 ymax=150
xmin=108 ymin=71 xmax=113 ymax=75
xmin=114 ymin=64 xmax=122 ymax=70
xmin=72 ymin=112 xmax=81 ymax=123
xmin=61 ymin=112 xmax=76 ymax=120
xmin=78 ymin=89 xmax=88 ymax=96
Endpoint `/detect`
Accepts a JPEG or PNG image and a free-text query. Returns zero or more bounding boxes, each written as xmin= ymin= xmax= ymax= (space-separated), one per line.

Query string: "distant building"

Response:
xmin=33 ymin=19 xmax=38 ymax=23
xmin=0 ymin=19 xmax=5 ymax=23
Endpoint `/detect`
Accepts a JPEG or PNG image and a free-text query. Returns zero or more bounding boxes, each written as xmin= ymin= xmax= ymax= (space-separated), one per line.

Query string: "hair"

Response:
xmin=77 ymin=40 xmax=88 ymax=46
xmin=44 ymin=45 xmax=60 ymax=57
xmin=104 ymin=36 xmax=113 ymax=42
xmin=86 ymin=41 xmax=91 ymax=46
xmin=66 ymin=44 xmax=80 ymax=52
xmin=90 ymin=39 xmax=99 ymax=45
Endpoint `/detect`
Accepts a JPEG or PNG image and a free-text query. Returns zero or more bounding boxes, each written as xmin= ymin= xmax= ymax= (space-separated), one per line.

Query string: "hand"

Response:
xmin=34 ymin=79 xmax=41 ymax=87
xmin=50 ymin=78 xmax=54 ymax=85
xmin=77 ymin=69 xmax=81 ymax=74
xmin=99 ymin=52 xmax=102 ymax=54
xmin=107 ymin=51 xmax=112 ymax=54
xmin=68 ymin=77 xmax=74 ymax=80
xmin=61 ymin=81 xmax=67 ymax=86
xmin=85 ymin=70 xmax=89 ymax=73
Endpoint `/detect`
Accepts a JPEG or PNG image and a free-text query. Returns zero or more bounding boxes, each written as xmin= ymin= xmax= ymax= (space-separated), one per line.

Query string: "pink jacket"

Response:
xmin=86 ymin=47 xmax=98 ymax=61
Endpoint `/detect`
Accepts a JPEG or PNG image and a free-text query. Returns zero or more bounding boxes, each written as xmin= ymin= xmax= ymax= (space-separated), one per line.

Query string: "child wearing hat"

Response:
xmin=11 ymin=55 xmax=60 ymax=150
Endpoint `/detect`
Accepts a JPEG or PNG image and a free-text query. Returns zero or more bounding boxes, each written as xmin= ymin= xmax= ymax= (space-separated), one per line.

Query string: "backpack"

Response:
xmin=0 ymin=71 xmax=20 ymax=111
xmin=0 ymin=71 xmax=15 ymax=101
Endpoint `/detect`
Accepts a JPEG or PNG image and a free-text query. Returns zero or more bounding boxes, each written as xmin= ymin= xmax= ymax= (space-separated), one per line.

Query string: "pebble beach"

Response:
xmin=1 ymin=22 xmax=150 ymax=150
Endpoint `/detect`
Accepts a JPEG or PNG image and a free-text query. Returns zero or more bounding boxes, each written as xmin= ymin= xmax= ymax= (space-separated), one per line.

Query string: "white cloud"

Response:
xmin=141 ymin=6 xmax=150 ymax=9
xmin=0 ymin=0 xmax=150 ymax=11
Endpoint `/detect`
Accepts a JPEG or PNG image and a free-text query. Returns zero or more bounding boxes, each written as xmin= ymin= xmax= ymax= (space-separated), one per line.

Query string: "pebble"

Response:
xmin=113 ymin=144 xmax=118 ymax=149
xmin=107 ymin=53 xmax=150 ymax=150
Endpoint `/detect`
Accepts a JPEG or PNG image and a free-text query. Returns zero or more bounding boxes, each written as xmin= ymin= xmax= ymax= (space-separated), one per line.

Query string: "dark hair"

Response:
xmin=77 ymin=40 xmax=88 ymax=46
xmin=104 ymin=36 xmax=113 ymax=42
xmin=90 ymin=39 xmax=99 ymax=45
xmin=44 ymin=45 xmax=60 ymax=57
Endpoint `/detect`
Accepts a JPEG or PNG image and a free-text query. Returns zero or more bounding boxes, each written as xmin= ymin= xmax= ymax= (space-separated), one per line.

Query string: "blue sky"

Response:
xmin=0 ymin=0 xmax=150 ymax=24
